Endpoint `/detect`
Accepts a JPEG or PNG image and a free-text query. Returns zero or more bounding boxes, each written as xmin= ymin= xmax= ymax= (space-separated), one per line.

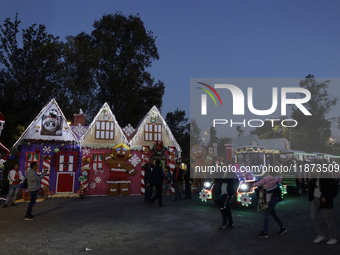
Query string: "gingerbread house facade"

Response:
xmin=12 ymin=99 xmax=81 ymax=197
xmin=79 ymin=103 xmax=141 ymax=196
xmin=129 ymin=106 xmax=181 ymax=195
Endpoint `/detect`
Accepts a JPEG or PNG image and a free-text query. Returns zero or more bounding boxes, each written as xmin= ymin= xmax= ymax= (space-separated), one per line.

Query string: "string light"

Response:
xmin=234 ymin=146 xmax=280 ymax=154
xmin=79 ymin=103 xmax=129 ymax=148
xmin=130 ymin=106 xmax=181 ymax=154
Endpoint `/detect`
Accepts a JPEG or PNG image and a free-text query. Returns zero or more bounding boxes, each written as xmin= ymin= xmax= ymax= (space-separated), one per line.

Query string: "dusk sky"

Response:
xmin=1 ymin=0 xmax=340 ymax=140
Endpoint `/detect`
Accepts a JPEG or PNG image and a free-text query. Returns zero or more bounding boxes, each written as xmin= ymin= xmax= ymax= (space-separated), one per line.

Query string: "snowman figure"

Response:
xmin=41 ymin=109 xmax=63 ymax=136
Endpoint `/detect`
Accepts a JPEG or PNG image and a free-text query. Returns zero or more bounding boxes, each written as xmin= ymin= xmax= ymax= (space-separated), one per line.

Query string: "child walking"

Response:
xmin=255 ymin=171 xmax=280 ymax=210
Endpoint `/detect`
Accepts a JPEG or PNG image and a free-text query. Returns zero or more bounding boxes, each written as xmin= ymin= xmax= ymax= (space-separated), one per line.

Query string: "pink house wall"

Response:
xmin=86 ymin=148 xmax=142 ymax=196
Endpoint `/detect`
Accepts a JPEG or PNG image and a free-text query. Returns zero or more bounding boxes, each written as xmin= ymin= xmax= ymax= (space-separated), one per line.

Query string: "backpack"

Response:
xmin=22 ymin=178 xmax=28 ymax=189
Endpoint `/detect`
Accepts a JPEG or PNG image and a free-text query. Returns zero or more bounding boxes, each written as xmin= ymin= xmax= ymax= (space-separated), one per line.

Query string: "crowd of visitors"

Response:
xmin=1 ymin=159 xmax=338 ymax=245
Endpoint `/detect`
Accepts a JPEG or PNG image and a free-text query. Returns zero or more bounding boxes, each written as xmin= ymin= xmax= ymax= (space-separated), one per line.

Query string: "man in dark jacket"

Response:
xmin=150 ymin=159 xmax=165 ymax=207
xmin=218 ymin=170 xmax=238 ymax=229
xmin=143 ymin=160 xmax=154 ymax=204
xmin=308 ymin=172 xmax=338 ymax=244
xmin=24 ymin=162 xmax=47 ymax=220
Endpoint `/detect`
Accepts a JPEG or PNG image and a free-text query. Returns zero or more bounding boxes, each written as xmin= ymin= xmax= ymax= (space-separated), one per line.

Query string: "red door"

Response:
xmin=57 ymin=173 xmax=74 ymax=192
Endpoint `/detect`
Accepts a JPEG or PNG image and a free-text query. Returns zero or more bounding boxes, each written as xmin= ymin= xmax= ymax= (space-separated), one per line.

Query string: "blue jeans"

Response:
xmin=5 ymin=184 xmax=20 ymax=204
xmin=263 ymin=196 xmax=284 ymax=233
xmin=25 ymin=190 xmax=39 ymax=217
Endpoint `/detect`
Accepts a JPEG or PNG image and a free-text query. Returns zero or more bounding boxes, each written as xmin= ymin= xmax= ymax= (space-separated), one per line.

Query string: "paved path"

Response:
xmin=0 ymin=193 xmax=339 ymax=255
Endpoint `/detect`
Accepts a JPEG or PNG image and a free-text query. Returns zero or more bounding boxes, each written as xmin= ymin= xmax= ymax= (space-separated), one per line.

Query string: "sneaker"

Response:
xmin=279 ymin=226 xmax=287 ymax=235
xmin=219 ymin=225 xmax=227 ymax=230
xmin=257 ymin=231 xmax=269 ymax=238
xmin=11 ymin=203 xmax=17 ymax=206
xmin=262 ymin=205 xmax=269 ymax=210
xmin=227 ymin=224 xmax=234 ymax=228
xmin=326 ymin=239 xmax=338 ymax=245
xmin=30 ymin=214 xmax=37 ymax=219
xmin=24 ymin=215 xmax=35 ymax=220
xmin=313 ymin=235 xmax=325 ymax=243
xmin=2 ymin=204 xmax=8 ymax=208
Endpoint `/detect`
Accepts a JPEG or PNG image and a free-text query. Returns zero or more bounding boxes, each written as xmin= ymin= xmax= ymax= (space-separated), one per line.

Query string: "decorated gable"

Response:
xmin=12 ymin=99 xmax=78 ymax=146
xmin=80 ymin=103 xmax=128 ymax=149
xmin=130 ymin=106 xmax=181 ymax=153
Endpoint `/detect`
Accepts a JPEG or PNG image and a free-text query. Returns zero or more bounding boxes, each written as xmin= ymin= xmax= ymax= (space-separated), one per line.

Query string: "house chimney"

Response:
xmin=73 ymin=109 xmax=86 ymax=126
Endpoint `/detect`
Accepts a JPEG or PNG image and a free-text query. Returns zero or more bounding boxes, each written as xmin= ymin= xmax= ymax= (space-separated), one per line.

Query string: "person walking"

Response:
xmin=251 ymin=173 xmax=287 ymax=238
xmin=24 ymin=162 xmax=47 ymax=220
xmin=3 ymin=163 xmax=24 ymax=207
xmin=308 ymin=172 xmax=338 ymax=245
xmin=183 ymin=167 xmax=192 ymax=199
xmin=163 ymin=166 xmax=172 ymax=199
xmin=143 ymin=161 xmax=154 ymax=205
xmin=217 ymin=163 xmax=238 ymax=229
xmin=150 ymin=159 xmax=165 ymax=207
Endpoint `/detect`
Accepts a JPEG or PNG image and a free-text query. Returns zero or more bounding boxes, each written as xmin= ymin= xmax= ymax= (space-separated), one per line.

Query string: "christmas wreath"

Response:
xmin=152 ymin=141 xmax=165 ymax=155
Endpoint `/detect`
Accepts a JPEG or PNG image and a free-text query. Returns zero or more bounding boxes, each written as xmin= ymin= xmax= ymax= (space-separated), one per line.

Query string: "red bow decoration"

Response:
xmin=156 ymin=141 xmax=163 ymax=151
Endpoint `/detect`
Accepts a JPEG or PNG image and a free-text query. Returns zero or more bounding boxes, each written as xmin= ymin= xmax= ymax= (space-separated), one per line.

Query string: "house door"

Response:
xmin=151 ymin=155 xmax=167 ymax=171
xmin=57 ymin=173 xmax=74 ymax=192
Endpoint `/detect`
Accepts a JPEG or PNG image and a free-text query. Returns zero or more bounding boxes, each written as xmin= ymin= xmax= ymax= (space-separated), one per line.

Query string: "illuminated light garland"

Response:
xmin=239 ymin=194 xmax=252 ymax=206
xmin=233 ymin=146 xmax=280 ymax=155
xmin=169 ymin=146 xmax=176 ymax=193
xmin=12 ymin=99 xmax=78 ymax=149
xmin=129 ymin=106 xmax=181 ymax=154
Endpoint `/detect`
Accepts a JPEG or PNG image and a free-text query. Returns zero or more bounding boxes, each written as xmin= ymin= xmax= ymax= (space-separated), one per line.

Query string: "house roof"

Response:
xmin=12 ymin=99 xmax=78 ymax=148
xmin=79 ymin=102 xmax=129 ymax=149
xmin=129 ymin=106 xmax=181 ymax=152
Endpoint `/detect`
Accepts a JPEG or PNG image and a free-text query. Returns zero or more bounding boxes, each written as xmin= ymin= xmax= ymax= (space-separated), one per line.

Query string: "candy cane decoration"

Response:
xmin=41 ymin=155 xmax=51 ymax=199
xmin=169 ymin=146 xmax=176 ymax=193
xmin=80 ymin=155 xmax=91 ymax=195
xmin=41 ymin=155 xmax=51 ymax=189
xmin=80 ymin=167 xmax=89 ymax=194
xmin=141 ymin=145 xmax=149 ymax=195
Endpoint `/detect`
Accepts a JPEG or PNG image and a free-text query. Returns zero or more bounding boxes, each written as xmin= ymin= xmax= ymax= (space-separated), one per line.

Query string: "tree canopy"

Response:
xmin=290 ymin=76 xmax=338 ymax=152
xmin=0 ymin=14 xmax=64 ymax=147
xmin=89 ymin=13 xmax=165 ymax=127
xmin=0 ymin=13 xmax=165 ymax=147
xmin=249 ymin=76 xmax=338 ymax=153
xmin=165 ymin=108 xmax=189 ymax=160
